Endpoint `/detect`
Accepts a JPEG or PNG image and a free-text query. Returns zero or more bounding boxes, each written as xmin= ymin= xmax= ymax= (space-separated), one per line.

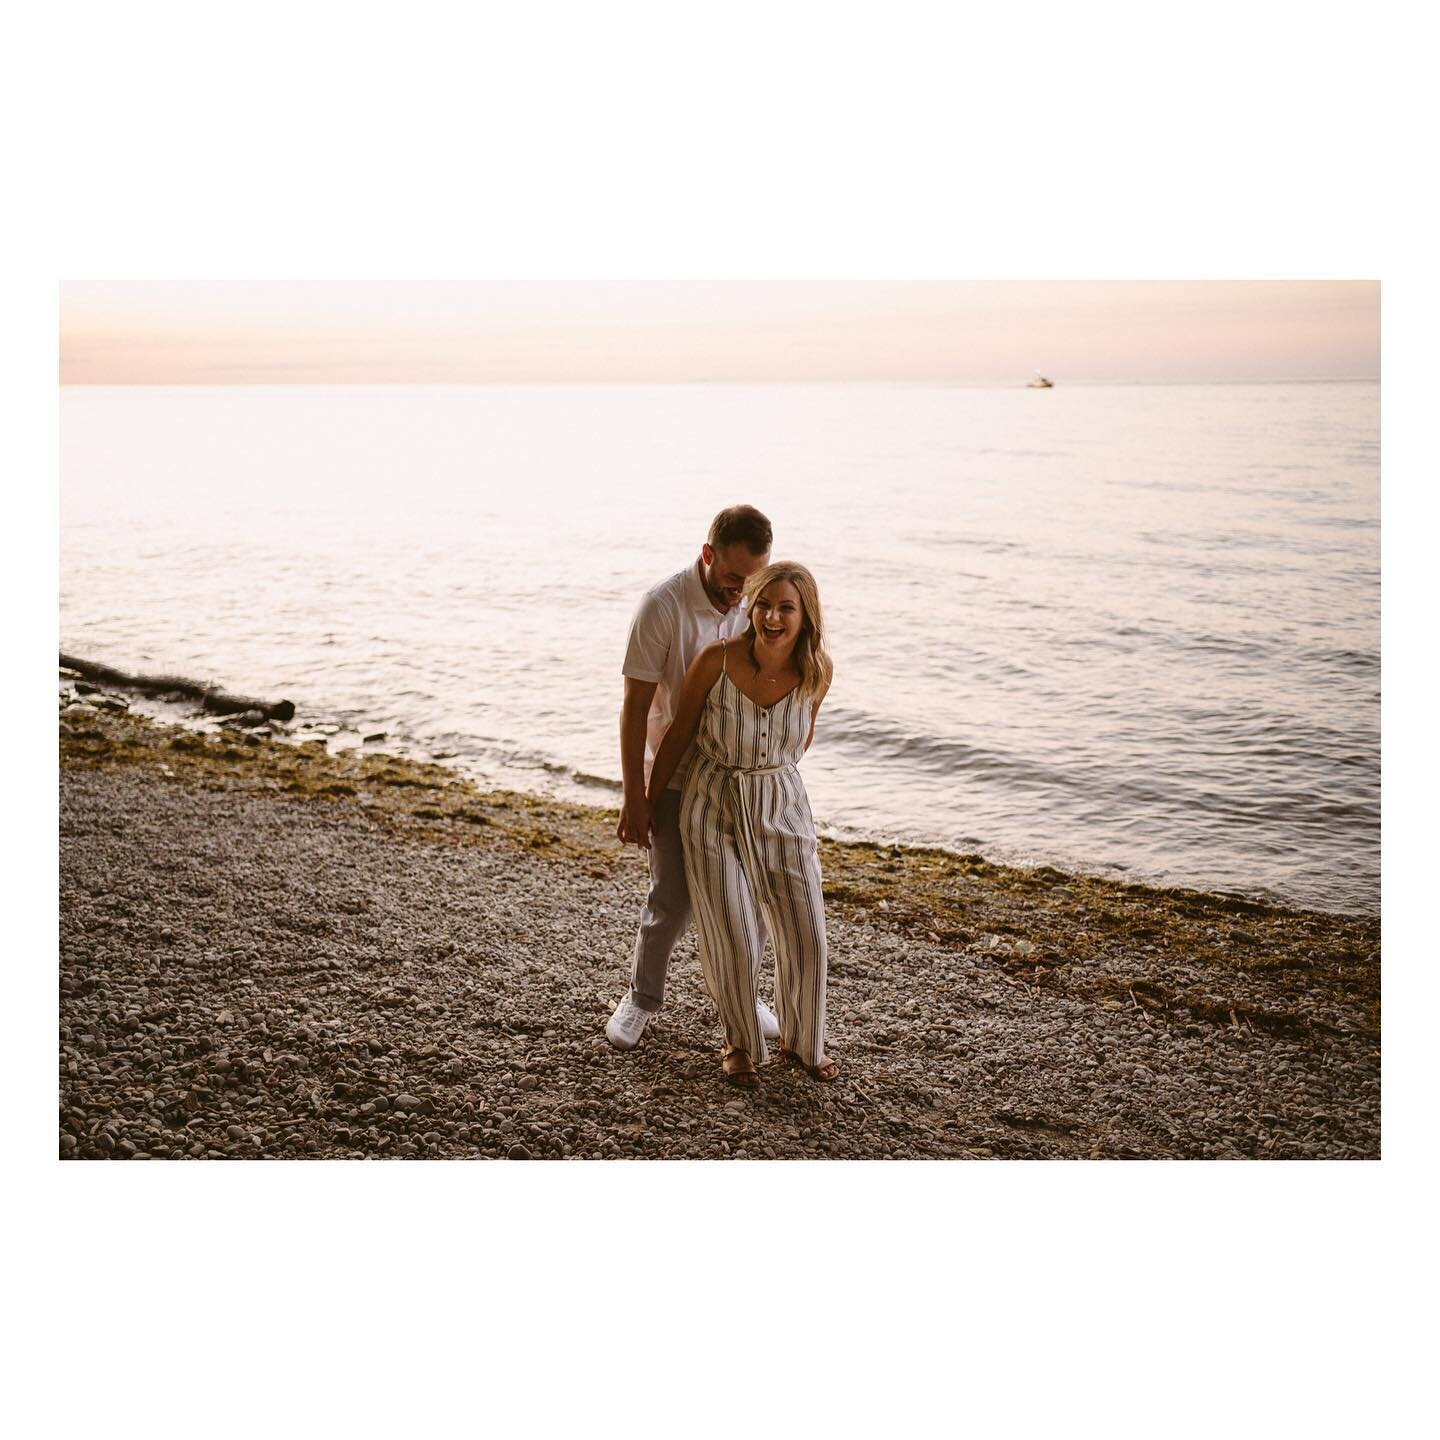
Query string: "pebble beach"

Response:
xmin=58 ymin=686 xmax=1381 ymax=1161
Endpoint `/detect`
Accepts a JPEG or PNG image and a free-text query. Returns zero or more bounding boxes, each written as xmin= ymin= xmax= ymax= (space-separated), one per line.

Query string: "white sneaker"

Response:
xmin=757 ymin=999 xmax=781 ymax=1043
xmin=606 ymin=994 xmax=655 ymax=1050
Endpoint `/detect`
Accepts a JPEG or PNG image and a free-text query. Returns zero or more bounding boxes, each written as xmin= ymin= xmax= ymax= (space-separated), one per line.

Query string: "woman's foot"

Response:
xmin=780 ymin=1047 xmax=840 ymax=1082
xmin=721 ymin=1047 xmax=762 ymax=1089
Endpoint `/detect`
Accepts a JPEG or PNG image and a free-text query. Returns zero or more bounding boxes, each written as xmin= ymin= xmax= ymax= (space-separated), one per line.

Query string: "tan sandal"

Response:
xmin=780 ymin=1047 xmax=840 ymax=1082
xmin=721 ymin=1047 xmax=762 ymax=1089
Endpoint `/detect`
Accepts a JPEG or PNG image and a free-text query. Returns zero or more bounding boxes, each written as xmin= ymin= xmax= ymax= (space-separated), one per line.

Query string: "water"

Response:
xmin=60 ymin=381 xmax=1380 ymax=915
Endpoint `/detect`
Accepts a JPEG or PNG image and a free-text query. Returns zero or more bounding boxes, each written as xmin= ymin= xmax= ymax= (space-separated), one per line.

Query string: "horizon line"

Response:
xmin=60 ymin=374 xmax=1381 ymax=390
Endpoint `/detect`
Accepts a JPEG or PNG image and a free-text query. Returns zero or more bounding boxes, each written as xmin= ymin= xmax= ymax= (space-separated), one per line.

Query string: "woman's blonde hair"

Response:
xmin=742 ymin=561 xmax=834 ymax=698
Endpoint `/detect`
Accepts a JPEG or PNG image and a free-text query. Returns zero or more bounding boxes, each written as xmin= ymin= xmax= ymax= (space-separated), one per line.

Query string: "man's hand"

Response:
xmin=617 ymin=793 xmax=654 ymax=848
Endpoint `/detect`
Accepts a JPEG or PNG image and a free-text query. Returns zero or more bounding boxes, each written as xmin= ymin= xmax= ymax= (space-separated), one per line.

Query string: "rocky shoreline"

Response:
xmin=58 ymin=685 xmax=1381 ymax=1160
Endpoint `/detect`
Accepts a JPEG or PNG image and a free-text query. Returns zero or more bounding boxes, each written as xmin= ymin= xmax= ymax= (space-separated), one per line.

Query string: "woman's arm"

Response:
xmin=646 ymin=644 xmax=725 ymax=801
xmin=803 ymin=675 xmax=832 ymax=753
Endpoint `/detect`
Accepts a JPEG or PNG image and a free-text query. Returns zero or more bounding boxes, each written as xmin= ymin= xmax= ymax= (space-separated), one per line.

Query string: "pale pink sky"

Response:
xmin=59 ymin=280 xmax=1379 ymax=385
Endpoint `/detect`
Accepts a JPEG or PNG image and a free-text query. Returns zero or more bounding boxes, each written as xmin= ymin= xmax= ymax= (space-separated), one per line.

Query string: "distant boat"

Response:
xmin=1027 ymin=371 xmax=1054 ymax=389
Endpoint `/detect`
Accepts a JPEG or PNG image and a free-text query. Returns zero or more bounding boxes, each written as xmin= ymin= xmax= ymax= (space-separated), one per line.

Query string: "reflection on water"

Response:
xmin=61 ymin=380 xmax=1379 ymax=914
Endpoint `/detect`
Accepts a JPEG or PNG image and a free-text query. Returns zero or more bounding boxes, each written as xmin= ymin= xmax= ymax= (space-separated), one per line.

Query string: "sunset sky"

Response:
xmin=59 ymin=280 xmax=1379 ymax=386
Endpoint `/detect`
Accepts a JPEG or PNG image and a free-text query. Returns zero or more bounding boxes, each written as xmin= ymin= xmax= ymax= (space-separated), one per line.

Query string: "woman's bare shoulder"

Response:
xmin=687 ymin=642 xmax=727 ymax=682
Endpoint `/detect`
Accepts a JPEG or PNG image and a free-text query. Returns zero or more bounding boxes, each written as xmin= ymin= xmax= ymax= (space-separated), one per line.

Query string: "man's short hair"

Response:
xmin=708 ymin=504 xmax=773 ymax=555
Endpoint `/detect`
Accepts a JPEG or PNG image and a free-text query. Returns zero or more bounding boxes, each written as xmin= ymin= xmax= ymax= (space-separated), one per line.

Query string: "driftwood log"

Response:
xmin=60 ymin=653 xmax=296 ymax=724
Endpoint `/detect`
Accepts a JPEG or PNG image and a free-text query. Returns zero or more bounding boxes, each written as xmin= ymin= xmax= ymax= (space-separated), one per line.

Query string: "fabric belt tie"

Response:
xmin=699 ymin=756 xmax=794 ymax=911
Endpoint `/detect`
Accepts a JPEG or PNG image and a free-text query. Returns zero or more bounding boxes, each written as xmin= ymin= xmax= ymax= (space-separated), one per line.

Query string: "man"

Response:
xmin=606 ymin=504 xmax=783 ymax=1049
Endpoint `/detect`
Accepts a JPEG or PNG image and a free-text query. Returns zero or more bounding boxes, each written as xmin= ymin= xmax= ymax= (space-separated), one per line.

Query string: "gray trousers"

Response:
xmin=630 ymin=787 xmax=769 ymax=1012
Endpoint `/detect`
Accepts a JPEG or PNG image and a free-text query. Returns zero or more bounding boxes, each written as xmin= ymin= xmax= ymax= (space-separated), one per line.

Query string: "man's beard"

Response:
xmin=702 ymin=565 xmax=735 ymax=610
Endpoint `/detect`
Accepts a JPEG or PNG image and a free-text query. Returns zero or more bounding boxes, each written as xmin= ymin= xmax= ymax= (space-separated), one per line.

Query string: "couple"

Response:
xmin=607 ymin=505 xmax=838 ymax=1088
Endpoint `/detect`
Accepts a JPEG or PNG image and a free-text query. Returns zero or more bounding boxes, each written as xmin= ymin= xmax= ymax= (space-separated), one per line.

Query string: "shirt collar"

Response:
xmin=685 ymin=557 xmax=716 ymax=614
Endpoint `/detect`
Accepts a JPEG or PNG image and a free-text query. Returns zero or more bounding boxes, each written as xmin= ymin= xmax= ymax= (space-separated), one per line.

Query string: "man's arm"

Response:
xmin=617 ymin=676 xmax=659 ymax=846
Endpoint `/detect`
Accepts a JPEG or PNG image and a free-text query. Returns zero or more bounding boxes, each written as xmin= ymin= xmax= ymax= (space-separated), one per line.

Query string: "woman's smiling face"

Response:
xmin=752 ymin=580 xmax=804 ymax=648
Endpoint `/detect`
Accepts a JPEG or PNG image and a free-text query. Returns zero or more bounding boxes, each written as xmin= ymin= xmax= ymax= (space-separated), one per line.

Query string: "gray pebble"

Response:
xmin=58 ymin=709 xmax=1379 ymax=1164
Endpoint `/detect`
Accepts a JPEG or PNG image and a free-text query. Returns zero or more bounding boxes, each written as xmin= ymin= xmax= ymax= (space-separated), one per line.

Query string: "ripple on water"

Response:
xmin=61 ymin=379 xmax=1380 ymax=914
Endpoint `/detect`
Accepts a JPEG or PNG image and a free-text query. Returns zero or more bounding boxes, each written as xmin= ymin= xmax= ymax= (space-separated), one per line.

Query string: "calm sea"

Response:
xmin=60 ymin=381 xmax=1380 ymax=915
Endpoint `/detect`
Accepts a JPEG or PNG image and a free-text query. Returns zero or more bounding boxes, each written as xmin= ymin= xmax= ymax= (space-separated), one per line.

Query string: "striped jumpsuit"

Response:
xmin=680 ymin=641 xmax=828 ymax=1067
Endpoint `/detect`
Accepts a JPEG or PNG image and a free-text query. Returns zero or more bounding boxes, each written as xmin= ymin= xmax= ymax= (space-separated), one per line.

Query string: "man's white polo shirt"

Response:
xmin=622 ymin=559 xmax=750 ymax=791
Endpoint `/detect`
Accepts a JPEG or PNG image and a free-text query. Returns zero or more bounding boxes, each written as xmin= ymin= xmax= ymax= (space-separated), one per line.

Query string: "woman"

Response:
xmin=646 ymin=561 xmax=837 ymax=1088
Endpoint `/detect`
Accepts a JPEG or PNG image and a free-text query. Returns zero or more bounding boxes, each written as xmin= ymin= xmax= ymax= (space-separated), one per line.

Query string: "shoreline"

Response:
xmin=59 ymin=690 xmax=1381 ymax=1160
xmin=69 ymin=678 xmax=1371 ymax=924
